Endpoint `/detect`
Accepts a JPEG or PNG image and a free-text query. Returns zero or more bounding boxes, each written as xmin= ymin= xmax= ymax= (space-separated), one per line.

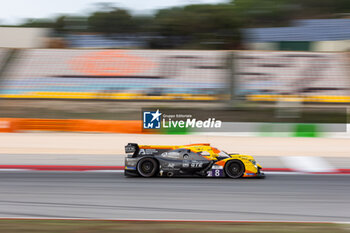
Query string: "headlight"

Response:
xmin=249 ymin=159 xmax=256 ymax=165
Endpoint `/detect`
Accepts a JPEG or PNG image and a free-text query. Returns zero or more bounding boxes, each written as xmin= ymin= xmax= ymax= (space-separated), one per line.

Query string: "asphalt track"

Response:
xmin=0 ymin=171 xmax=349 ymax=222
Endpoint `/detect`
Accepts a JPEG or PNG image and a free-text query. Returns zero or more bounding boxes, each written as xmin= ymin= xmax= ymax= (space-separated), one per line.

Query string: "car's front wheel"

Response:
xmin=224 ymin=160 xmax=245 ymax=179
xmin=137 ymin=157 xmax=158 ymax=177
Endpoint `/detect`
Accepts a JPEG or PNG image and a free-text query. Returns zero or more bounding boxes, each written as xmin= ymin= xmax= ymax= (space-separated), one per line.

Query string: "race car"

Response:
xmin=124 ymin=143 xmax=264 ymax=178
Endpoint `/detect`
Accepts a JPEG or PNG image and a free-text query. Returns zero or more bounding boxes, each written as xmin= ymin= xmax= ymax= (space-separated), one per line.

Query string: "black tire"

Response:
xmin=137 ymin=157 xmax=158 ymax=177
xmin=224 ymin=160 xmax=245 ymax=179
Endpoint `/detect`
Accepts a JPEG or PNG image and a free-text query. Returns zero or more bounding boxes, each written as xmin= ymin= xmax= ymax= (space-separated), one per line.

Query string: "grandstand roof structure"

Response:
xmin=66 ymin=34 xmax=146 ymax=48
xmin=244 ymin=19 xmax=350 ymax=42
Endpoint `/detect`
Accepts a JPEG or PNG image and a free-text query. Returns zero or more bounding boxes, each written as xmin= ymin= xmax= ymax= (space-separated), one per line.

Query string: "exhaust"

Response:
xmin=167 ymin=172 xmax=174 ymax=177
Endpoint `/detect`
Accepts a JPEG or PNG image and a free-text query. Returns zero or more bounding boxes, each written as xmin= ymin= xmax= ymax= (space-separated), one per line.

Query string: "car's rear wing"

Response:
xmin=125 ymin=143 xmax=139 ymax=154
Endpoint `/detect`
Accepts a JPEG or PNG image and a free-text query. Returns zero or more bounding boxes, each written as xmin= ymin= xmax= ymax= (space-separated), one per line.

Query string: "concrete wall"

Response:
xmin=245 ymin=42 xmax=278 ymax=51
xmin=312 ymin=40 xmax=350 ymax=52
xmin=0 ymin=27 xmax=50 ymax=48
xmin=247 ymin=41 xmax=350 ymax=52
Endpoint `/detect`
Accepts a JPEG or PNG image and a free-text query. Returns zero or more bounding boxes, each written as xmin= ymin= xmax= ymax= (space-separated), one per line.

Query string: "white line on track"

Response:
xmin=0 ymin=217 xmax=348 ymax=224
xmin=280 ymin=156 xmax=336 ymax=173
xmin=0 ymin=170 xmax=349 ymax=176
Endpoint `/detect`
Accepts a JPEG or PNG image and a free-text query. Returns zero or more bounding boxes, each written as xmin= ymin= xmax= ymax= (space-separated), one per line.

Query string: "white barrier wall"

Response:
xmin=0 ymin=27 xmax=50 ymax=48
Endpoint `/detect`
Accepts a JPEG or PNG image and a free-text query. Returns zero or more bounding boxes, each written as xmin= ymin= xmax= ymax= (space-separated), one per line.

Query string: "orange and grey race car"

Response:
xmin=124 ymin=143 xmax=264 ymax=178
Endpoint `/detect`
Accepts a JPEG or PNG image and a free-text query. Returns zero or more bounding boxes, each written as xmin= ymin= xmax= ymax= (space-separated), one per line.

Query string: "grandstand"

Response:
xmin=235 ymin=50 xmax=350 ymax=102
xmin=244 ymin=18 xmax=350 ymax=51
xmin=66 ymin=34 xmax=146 ymax=48
xmin=0 ymin=49 xmax=229 ymax=101
xmin=0 ymin=48 xmax=349 ymax=103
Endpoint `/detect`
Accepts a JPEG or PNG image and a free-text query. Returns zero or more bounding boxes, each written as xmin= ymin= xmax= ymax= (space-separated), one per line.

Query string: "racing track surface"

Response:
xmin=0 ymin=172 xmax=349 ymax=221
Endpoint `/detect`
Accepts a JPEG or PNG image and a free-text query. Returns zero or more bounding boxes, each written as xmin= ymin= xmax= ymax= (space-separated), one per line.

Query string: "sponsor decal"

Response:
xmin=245 ymin=173 xmax=256 ymax=176
xmin=211 ymin=165 xmax=223 ymax=169
xmin=139 ymin=149 xmax=159 ymax=155
xmin=190 ymin=161 xmax=203 ymax=168
xmin=161 ymin=152 xmax=180 ymax=159
xmin=126 ymin=162 xmax=136 ymax=166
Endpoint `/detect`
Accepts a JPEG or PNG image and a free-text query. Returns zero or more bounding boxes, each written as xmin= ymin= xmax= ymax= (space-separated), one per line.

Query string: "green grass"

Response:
xmin=0 ymin=220 xmax=349 ymax=233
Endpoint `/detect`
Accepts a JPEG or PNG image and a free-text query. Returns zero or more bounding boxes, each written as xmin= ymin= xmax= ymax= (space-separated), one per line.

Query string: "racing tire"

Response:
xmin=137 ymin=157 xmax=158 ymax=178
xmin=224 ymin=160 xmax=245 ymax=179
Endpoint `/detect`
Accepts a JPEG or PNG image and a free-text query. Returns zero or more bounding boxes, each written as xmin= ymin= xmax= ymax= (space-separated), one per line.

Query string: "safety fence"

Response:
xmin=0 ymin=49 xmax=349 ymax=102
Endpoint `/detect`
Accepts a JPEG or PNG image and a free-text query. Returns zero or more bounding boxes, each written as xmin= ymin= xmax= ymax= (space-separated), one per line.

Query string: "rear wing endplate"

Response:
xmin=125 ymin=143 xmax=139 ymax=154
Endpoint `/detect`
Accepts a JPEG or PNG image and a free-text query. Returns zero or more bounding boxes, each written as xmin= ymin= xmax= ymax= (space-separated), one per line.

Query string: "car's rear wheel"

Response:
xmin=224 ymin=160 xmax=245 ymax=179
xmin=137 ymin=158 xmax=158 ymax=177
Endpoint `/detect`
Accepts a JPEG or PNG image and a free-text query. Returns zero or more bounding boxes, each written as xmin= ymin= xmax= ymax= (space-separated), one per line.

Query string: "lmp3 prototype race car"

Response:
xmin=124 ymin=143 xmax=264 ymax=178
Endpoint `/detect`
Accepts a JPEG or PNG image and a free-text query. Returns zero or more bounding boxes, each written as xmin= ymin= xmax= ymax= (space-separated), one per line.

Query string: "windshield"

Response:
xmin=217 ymin=149 xmax=230 ymax=158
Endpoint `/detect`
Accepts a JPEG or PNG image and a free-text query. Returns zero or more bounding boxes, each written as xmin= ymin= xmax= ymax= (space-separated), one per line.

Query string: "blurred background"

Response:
xmin=0 ymin=0 xmax=349 ymax=129
xmin=0 ymin=0 xmax=349 ymax=158
xmin=1 ymin=0 xmax=350 ymax=230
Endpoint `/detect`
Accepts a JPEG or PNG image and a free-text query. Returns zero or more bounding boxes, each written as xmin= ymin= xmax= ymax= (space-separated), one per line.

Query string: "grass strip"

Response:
xmin=0 ymin=220 xmax=349 ymax=233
